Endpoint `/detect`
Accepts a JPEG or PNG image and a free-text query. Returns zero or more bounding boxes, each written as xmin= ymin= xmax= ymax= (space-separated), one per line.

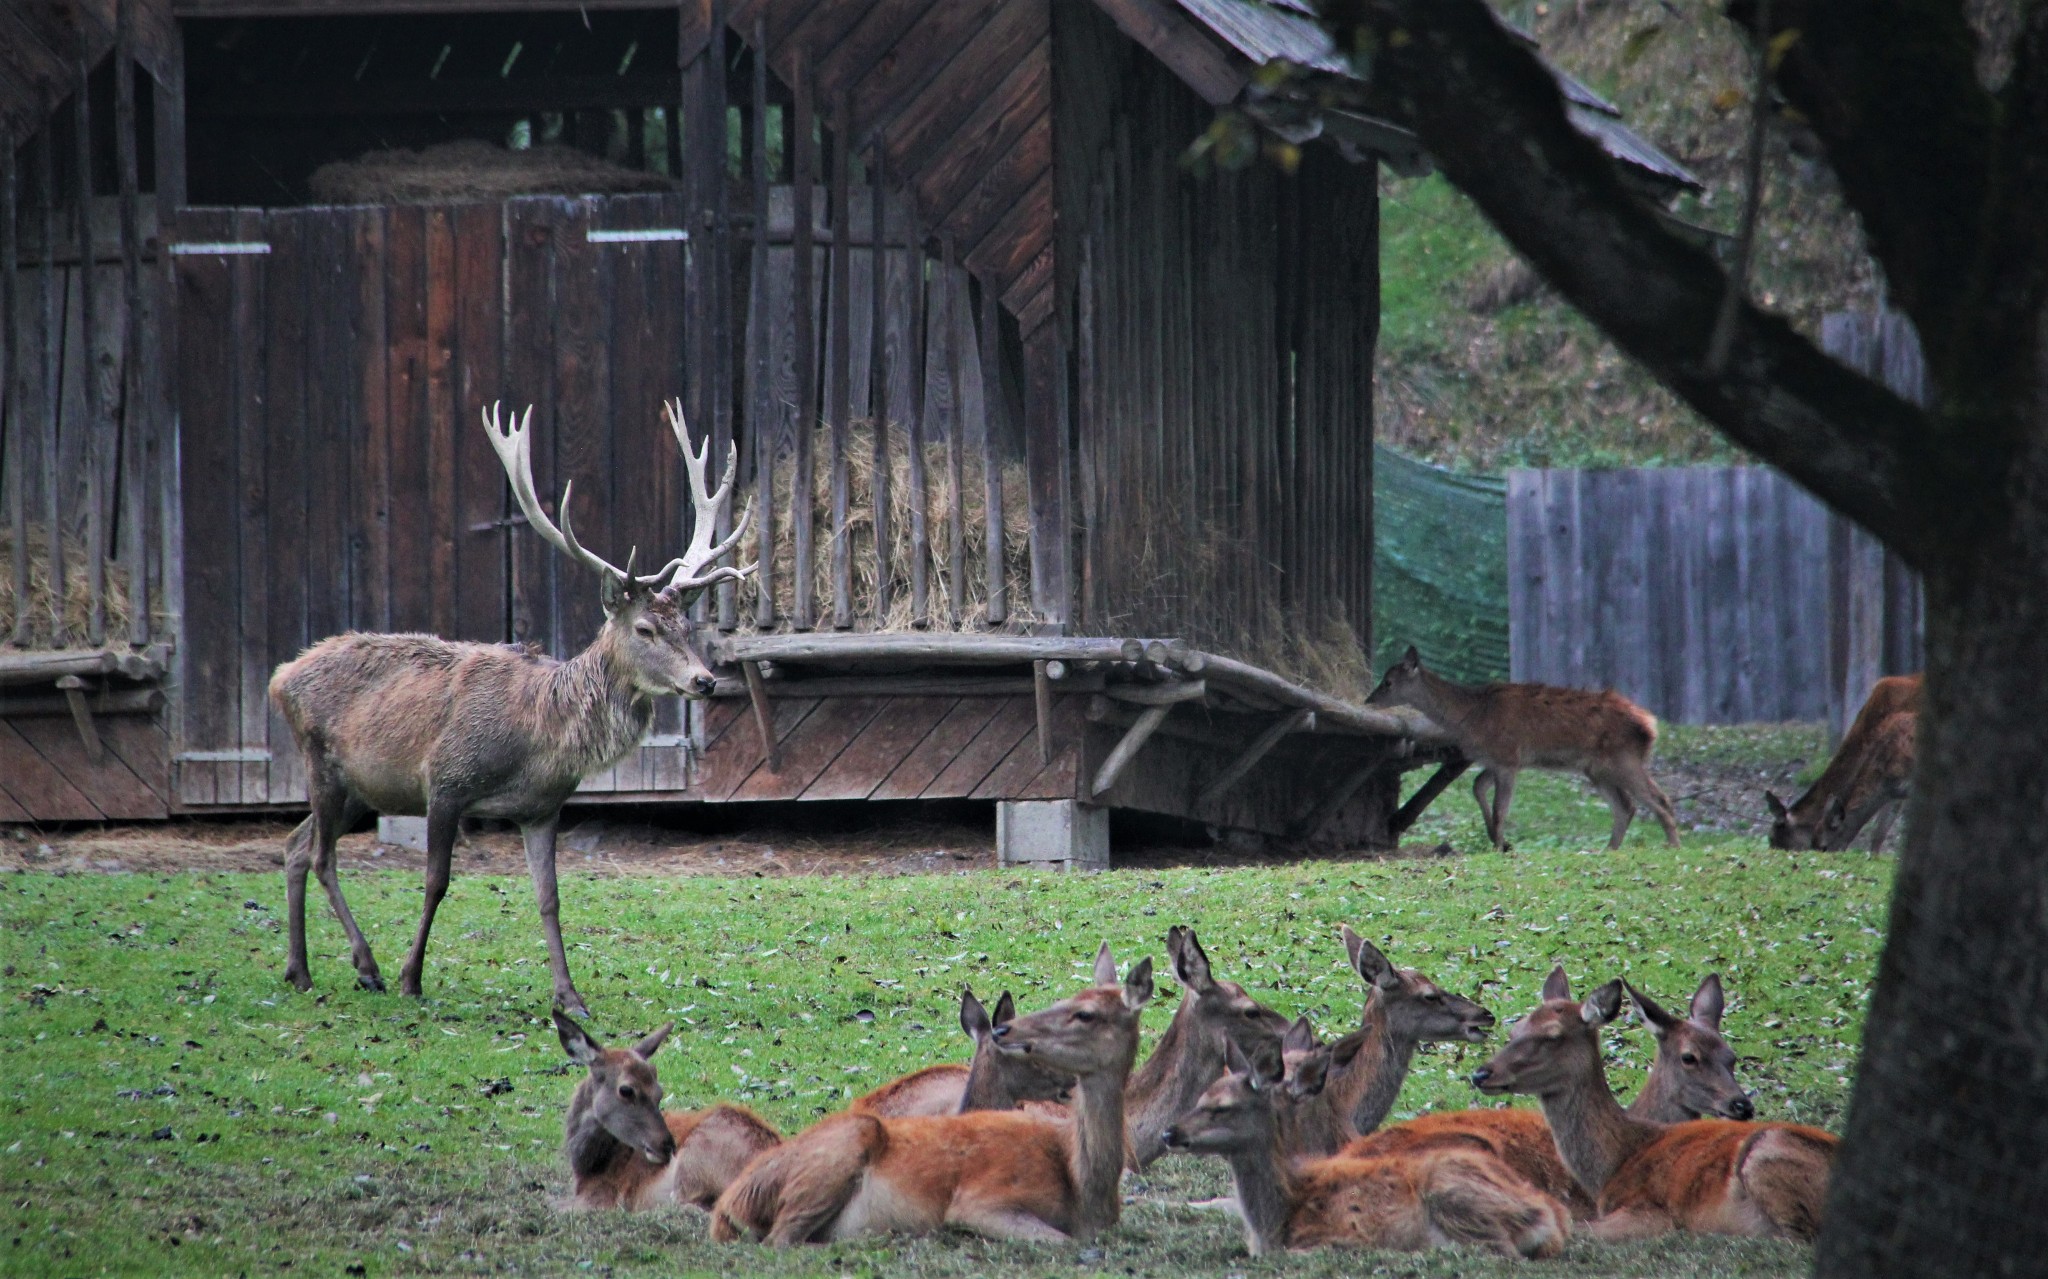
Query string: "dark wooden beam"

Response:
xmin=813 ymin=0 xmax=940 ymax=112
xmin=1014 ymin=283 xmax=1052 ymax=339
xmin=188 ymin=73 xmax=684 ymax=118
xmin=773 ymin=1 xmax=871 ymax=89
xmin=962 ymin=173 xmax=1052 ymax=287
xmin=882 ymin=5 xmax=1043 ymax=180
xmin=1000 ymin=242 xmax=1053 ymax=314
xmin=926 ymin=107 xmax=1050 ymax=263
xmin=847 ymin=0 xmax=1004 ymax=147
xmin=1087 ymin=0 xmax=1247 ymax=106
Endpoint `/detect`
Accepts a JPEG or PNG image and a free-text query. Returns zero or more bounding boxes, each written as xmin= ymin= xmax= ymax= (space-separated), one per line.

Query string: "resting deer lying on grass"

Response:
xmin=1163 ymin=1042 xmax=1571 ymax=1259
xmin=851 ymin=989 xmax=1073 ymax=1117
xmin=1369 ymin=646 xmax=1679 ymax=850
xmin=710 ymin=944 xmax=1153 ymax=1246
xmin=1467 ymin=969 xmax=1836 ymax=1241
xmin=1342 ymin=972 xmax=1755 ymax=1221
xmin=1767 ymin=673 xmax=1920 ymax=852
xmin=555 ymin=1010 xmax=781 ymax=1211
xmin=269 ymin=401 xmax=753 ymax=1015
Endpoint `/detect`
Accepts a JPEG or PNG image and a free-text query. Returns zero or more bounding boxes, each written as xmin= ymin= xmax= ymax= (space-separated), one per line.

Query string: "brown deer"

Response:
xmin=270 ymin=401 xmax=754 ymax=1015
xmin=1369 ymin=645 xmax=1679 ymax=849
xmin=555 ymin=1009 xmax=781 ymax=1211
xmin=1161 ymin=1041 xmax=1571 ymax=1259
xmin=1467 ymin=968 xmax=1836 ymax=1241
xmin=1767 ymin=673 xmax=1921 ymax=851
xmin=1340 ymin=971 xmax=1756 ymax=1221
xmin=850 ymin=989 xmax=1073 ymax=1117
xmin=710 ymin=944 xmax=1153 ymax=1246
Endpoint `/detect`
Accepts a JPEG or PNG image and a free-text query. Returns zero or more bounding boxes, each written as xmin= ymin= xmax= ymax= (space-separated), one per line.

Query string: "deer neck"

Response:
xmin=1067 ymin=1062 xmax=1133 ymax=1240
xmin=1533 ymin=1057 xmax=1664 ymax=1199
xmin=1221 ymin=1125 xmax=1297 ymax=1257
xmin=547 ymin=641 xmax=656 ymax=774
xmin=958 ymin=1047 xmax=1010 ymax=1113
xmin=1123 ymin=998 xmax=1221 ymax=1165
xmin=562 ymin=1084 xmax=640 ymax=1204
xmin=1626 ymin=1056 xmax=1685 ymax=1123
xmin=1405 ymin=666 xmax=1489 ymax=738
xmin=1328 ymin=999 xmax=1419 ymax=1138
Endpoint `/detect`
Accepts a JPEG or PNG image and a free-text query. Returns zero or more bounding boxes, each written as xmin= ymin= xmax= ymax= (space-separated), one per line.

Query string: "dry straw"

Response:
xmin=0 ymin=523 xmax=144 ymax=647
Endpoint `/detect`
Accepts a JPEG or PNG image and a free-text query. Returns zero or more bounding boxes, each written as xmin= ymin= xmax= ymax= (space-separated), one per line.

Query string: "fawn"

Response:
xmin=555 ymin=1010 xmax=780 ymax=1211
xmin=1369 ymin=645 xmax=1680 ymax=849
xmin=1767 ymin=673 xmax=1920 ymax=851
xmin=1467 ymin=968 xmax=1836 ymax=1240
xmin=710 ymin=944 xmax=1153 ymax=1245
xmin=850 ymin=989 xmax=1073 ymax=1116
xmin=1163 ymin=1041 xmax=1571 ymax=1258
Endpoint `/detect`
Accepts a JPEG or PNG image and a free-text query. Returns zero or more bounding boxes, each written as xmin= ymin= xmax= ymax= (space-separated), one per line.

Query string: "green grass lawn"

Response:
xmin=2 ymin=764 xmax=1887 ymax=1277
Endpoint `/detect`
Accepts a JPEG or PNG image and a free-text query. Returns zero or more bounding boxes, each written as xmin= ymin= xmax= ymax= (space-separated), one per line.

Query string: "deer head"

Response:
xmin=993 ymin=943 xmax=1155 ymax=1078
xmin=1161 ymin=1038 xmax=1289 ymax=1156
xmin=1168 ymin=925 xmax=1293 ymax=1059
xmin=1342 ymin=924 xmax=1496 ymax=1045
xmin=556 ymin=1009 xmax=677 ymax=1167
xmin=1628 ymin=974 xmax=1753 ymax=1120
xmin=483 ymin=400 xmax=755 ymax=699
xmin=962 ymin=988 xmax=1073 ymax=1106
xmin=1764 ymin=790 xmax=1821 ymax=850
xmin=1470 ymin=966 xmax=1623 ymax=1099
xmin=1366 ymin=645 xmax=1428 ymax=708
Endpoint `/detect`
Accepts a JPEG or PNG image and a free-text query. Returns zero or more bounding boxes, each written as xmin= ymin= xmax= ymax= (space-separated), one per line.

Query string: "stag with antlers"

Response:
xmin=268 ymin=400 xmax=753 ymax=1015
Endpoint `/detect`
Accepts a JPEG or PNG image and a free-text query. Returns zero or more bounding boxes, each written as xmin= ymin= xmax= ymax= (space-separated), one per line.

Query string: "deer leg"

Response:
xmin=311 ymin=795 xmax=380 ymax=990
xmin=1472 ymin=770 xmax=1500 ymax=847
xmin=522 ymin=815 xmax=588 ymax=1017
xmin=1489 ymin=770 xmax=1518 ymax=850
xmin=1596 ymin=779 xmax=1636 ymax=849
xmin=398 ymin=798 xmax=461 ymax=998
xmin=283 ymin=813 xmax=318 ymax=991
xmin=1865 ymin=799 xmax=1900 ymax=853
xmin=1633 ymin=767 xmax=1682 ymax=847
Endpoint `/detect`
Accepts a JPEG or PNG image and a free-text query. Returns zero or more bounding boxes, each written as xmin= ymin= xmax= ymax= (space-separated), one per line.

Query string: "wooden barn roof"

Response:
xmin=1 ymin=0 xmax=178 ymax=149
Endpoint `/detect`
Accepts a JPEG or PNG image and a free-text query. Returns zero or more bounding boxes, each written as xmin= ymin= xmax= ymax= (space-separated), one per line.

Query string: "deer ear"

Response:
xmin=1093 ymin=941 xmax=1118 ymax=987
xmin=1226 ymin=1037 xmax=1257 ymax=1086
xmin=555 ymin=1008 xmax=603 ymax=1067
xmin=992 ymin=990 xmax=1017 ymax=1026
xmin=1401 ymin=645 xmax=1421 ymax=668
xmin=633 ymin=1022 xmax=674 ymax=1061
xmin=1123 ymin=956 xmax=1156 ymax=1009
xmin=1821 ymin=795 xmax=1846 ymax=829
xmin=1174 ymin=928 xmax=1214 ymax=993
xmin=960 ymin=989 xmax=991 ymax=1042
xmin=1582 ymin=980 xmax=1625 ymax=1029
xmin=599 ymin=570 xmax=631 ymax=617
xmin=1626 ymin=982 xmax=1677 ymax=1037
xmin=1345 ymin=927 xmax=1400 ymax=992
xmin=1282 ymin=1015 xmax=1319 ymax=1055
xmin=1764 ymin=791 xmax=1788 ymax=820
xmin=1541 ymin=966 xmax=1573 ymax=1002
xmin=1287 ymin=1046 xmax=1332 ymax=1100
xmin=1690 ymin=973 xmax=1725 ymax=1031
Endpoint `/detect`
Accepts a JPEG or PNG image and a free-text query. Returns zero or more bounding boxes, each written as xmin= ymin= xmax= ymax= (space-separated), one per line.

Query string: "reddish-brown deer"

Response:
xmin=1767 ymin=673 xmax=1921 ymax=851
xmin=270 ymin=401 xmax=754 ymax=1014
xmin=1162 ymin=1041 xmax=1571 ymax=1259
xmin=850 ymin=989 xmax=1073 ymax=1117
xmin=555 ymin=1009 xmax=781 ymax=1211
xmin=710 ymin=944 xmax=1153 ymax=1246
xmin=1368 ymin=646 xmax=1679 ymax=849
xmin=1467 ymin=968 xmax=1836 ymax=1241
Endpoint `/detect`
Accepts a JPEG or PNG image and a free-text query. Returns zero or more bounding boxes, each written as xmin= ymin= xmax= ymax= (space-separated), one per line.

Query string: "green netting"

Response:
xmin=1373 ymin=445 xmax=1509 ymax=685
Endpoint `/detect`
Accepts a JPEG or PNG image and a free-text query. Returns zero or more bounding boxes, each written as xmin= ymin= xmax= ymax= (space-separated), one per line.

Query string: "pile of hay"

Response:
xmin=0 ymin=523 xmax=143 ymax=646
xmin=308 ymin=140 xmax=678 ymax=205
xmin=732 ymin=421 xmax=1035 ymax=632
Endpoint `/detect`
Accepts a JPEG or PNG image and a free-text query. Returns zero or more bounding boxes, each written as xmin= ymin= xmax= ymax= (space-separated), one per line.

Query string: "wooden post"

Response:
xmin=943 ymin=241 xmax=965 ymax=626
xmin=980 ymin=274 xmax=1006 ymax=625
xmin=38 ymin=126 xmax=63 ymax=646
xmin=78 ymin=64 xmax=108 ymax=645
xmin=868 ymin=139 xmax=892 ymax=613
xmin=151 ymin=22 xmax=186 ymax=221
xmin=117 ymin=0 xmax=150 ymax=646
xmin=1199 ymin=708 xmax=1313 ymax=809
xmin=1022 ymin=324 xmax=1070 ymax=626
xmin=1299 ymin=746 xmax=1398 ymax=842
xmin=2 ymin=140 xmax=22 ymax=647
xmin=828 ymin=92 xmax=853 ymax=629
xmin=1092 ymin=703 xmax=1172 ymax=797
xmin=707 ymin=0 xmax=735 ymax=630
xmin=789 ymin=53 xmax=817 ymax=630
xmin=1389 ymin=756 xmax=1471 ymax=839
xmin=906 ymin=222 xmax=929 ymax=625
xmin=749 ymin=14 xmax=775 ymax=629
xmin=742 ymin=658 xmax=779 ymax=771
xmin=1033 ymin=658 xmax=1053 ymax=764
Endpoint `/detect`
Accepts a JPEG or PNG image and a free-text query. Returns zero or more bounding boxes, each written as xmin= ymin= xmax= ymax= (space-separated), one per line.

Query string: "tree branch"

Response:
xmin=1323 ymin=0 xmax=1968 ymax=573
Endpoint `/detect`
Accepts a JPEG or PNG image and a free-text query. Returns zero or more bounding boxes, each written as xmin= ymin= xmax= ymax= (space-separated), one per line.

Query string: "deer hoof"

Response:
xmin=358 ymin=972 xmax=386 ymax=993
xmin=284 ymin=967 xmax=312 ymax=993
xmin=558 ymin=992 xmax=592 ymax=1019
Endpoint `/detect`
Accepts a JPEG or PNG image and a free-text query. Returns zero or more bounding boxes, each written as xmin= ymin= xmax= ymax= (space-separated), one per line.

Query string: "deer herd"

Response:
xmin=553 ymin=925 xmax=1837 ymax=1259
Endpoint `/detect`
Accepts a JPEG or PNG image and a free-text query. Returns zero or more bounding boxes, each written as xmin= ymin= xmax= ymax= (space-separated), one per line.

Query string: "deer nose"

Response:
xmin=688 ymin=674 xmax=717 ymax=697
xmin=1728 ymin=1095 xmax=1755 ymax=1120
xmin=1161 ymin=1126 xmax=1184 ymax=1148
xmin=1469 ymin=1066 xmax=1493 ymax=1088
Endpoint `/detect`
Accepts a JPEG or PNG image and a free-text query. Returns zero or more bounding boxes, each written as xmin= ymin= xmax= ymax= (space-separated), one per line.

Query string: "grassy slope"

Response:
xmin=4 ymin=763 xmax=1885 ymax=1278
xmin=1376 ymin=0 xmax=1883 ymax=472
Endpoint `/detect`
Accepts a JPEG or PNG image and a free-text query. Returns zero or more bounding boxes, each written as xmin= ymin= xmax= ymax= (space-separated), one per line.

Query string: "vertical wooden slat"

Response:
xmin=979 ymin=272 xmax=1006 ymax=626
xmin=505 ymin=198 xmax=561 ymax=652
xmin=75 ymin=60 xmax=106 ymax=645
xmin=706 ymin=2 xmax=736 ymax=630
xmin=302 ymin=211 xmax=352 ymax=655
xmin=262 ymin=213 xmax=309 ymax=804
xmin=353 ymin=208 xmax=392 ymax=634
xmin=171 ymin=211 xmax=232 ymax=805
xmin=942 ymin=244 xmax=965 ymax=627
xmin=552 ymin=198 xmax=610 ymax=657
xmin=3 ymin=141 xmax=22 ymax=646
xmin=115 ymin=0 xmax=149 ymax=646
xmin=1075 ymin=220 xmax=1097 ymax=630
xmin=905 ymin=225 xmax=929 ymax=624
xmin=748 ymin=15 xmax=776 ymax=629
xmin=385 ymin=205 xmax=430 ymax=633
xmin=452 ymin=202 xmax=507 ymax=643
xmin=789 ymin=52 xmax=817 ymax=630
xmin=868 ymin=140 xmax=892 ymax=616
xmin=36 ymin=127 xmax=62 ymax=647
xmin=1022 ymin=322 xmax=1068 ymax=625
xmin=828 ymin=93 xmax=853 ymax=628
xmin=232 ymin=208 xmax=269 ymax=804
xmin=425 ymin=207 xmax=458 ymax=637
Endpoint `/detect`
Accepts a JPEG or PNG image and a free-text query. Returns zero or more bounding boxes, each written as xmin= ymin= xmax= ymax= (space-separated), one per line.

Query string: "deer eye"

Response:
xmin=634 ymin=620 xmax=656 ymax=637
xmin=1073 ymin=1010 xmax=1096 ymax=1023
xmin=1425 ymin=992 xmax=1445 ymax=1004
xmin=618 ymin=1084 xmax=637 ymax=1101
xmin=1681 ymin=1053 xmax=1699 ymax=1066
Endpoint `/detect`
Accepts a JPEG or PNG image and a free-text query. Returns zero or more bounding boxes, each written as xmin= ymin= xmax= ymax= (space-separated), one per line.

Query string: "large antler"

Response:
xmin=481 ymin=402 xmax=642 ymax=585
xmin=649 ymin=398 xmax=756 ymax=596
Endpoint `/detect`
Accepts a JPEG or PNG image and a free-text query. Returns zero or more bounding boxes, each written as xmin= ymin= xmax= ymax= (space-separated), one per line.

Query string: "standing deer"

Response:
xmin=1767 ymin=673 xmax=1921 ymax=851
xmin=1467 ymin=968 xmax=1836 ymax=1241
xmin=850 ymin=989 xmax=1073 ymax=1117
xmin=269 ymin=400 xmax=753 ymax=1015
xmin=1161 ymin=1041 xmax=1571 ymax=1259
xmin=1369 ymin=645 xmax=1679 ymax=850
xmin=555 ymin=1009 xmax=781 ymax=1211
xmin=710 ymin=944 xmax=1153 ymax=1246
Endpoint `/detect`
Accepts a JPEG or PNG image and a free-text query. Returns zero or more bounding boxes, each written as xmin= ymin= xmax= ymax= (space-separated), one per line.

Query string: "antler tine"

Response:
xmin=482 ymin=403 xmax=628 ymax=583
xmin=655 ymin=398 xmax=761 ymax=592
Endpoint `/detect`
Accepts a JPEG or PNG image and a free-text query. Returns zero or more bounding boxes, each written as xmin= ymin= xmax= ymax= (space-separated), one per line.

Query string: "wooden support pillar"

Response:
xmin=828 ymin=92 xmax=853 ymax=629
xmin=1389 ymin=756 xmax=1471 ymax=839
xmin=868 ymin=140 xmax=892 ymax=610
xmin=1297 ymin=746 xmax=1400 ymax=842
xmin=77 ymin=60 xmax=107 ymax=645
xmin=1093 ymin=703 xmax=1172 ymax=796
xmin=742 ymin=659 xmax=778 ymax=771
xmin=1033 ymin=659 xmax=1054 ymax=764
xmin=905 ymin=216 xmax=930 ymax=624
xmin=980 ymin=277 xmax=1006 ymax=624
xmin=748 ymin=13 xmax=775 ymax=629
xmin=56 ymin=677 xmax=106 ymax=763
xmin=37 ymin=124 xmax=62 ymax=646
xmin=1200 ymin=708 xmax=1313 ymax=809
xmin=117 ymin=0 xmax=151 ymax=646
xmin=1022 ymin=323 xmax=1070 ymax=625
xmin=2 ymin=139 xmax=20 ymax=646
xmin=942 ymin=241 xmax=965 ymax=627
xmin=789 ymin=51 xmax=817 ymax=629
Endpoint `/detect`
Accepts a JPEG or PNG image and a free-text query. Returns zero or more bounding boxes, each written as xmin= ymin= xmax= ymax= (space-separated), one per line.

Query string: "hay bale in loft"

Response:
xmin=307 ymin=140 xmax=678 ymax=205
xmin=0 ymin=524 xmax=147 ymax=648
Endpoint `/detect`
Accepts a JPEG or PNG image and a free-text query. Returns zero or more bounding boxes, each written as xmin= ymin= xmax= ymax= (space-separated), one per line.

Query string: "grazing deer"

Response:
xmin=851 ymin=989 xmax=1073 ymax=1117
xmin=1467 ymin=968 xmax=1836 ymax=1241
xmin=1369 ymin=646 xmax=1679 ymax=849
xmin=710 ymin=944 xmax=1153 ymax=1246
xmin=555 ymin=1009 xmax=782 ymax=1211
xmin=269 ymin=401 xmax=754 ymax=1014
xmin=1340 ymin=971 xmax=1753 ymax=1220
xmin=1123 ymin=925 xmax=1293 ymax=1168
xmin=1162 ymin=1041 xmax=1571 ymax=1259
xmin=1767 ymin=674 xmax=1921 ymax=852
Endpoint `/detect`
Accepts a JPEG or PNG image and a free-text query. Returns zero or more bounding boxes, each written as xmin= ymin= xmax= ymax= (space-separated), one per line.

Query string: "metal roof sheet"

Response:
xmin=1174 ymin=0 xmax=1351 ymax=77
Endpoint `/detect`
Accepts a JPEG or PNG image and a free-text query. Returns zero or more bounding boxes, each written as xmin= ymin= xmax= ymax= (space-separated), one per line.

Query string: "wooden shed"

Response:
xmin=2 ymin=0 xmax=1689 ymax=862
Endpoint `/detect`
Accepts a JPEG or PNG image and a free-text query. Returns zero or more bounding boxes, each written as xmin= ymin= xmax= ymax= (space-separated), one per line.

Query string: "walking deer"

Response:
xmin=851 ymin=989 xmax=1073 ymax=1117
xmin=1767 ymin=673 xmax=1921 ymax=852
xmin=1340 ymin=972 xmax=1754 ymax=1221
xmin=1467 ymin=968 xmax=1836 ymax=1241
xmin=555 ymin=1009 xmax=781 ymax=1211
xmin=1369 ymin=646 xmax=1679 ymax=849
xmin=1162 ymin=1041 xmax=1571 ymax=1259
xmin=710 ymin=944 xmax=1153 ymax=1246
xmin=269 ymin=400 xmax=754 ymax=1015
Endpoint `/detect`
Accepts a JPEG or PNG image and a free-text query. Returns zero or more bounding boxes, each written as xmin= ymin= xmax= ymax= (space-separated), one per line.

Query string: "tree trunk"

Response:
xmin=1818 ymin=424 xmax=2048 ymax=1274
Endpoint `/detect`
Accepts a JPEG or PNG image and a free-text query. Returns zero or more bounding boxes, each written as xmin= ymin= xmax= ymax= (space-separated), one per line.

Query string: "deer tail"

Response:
xmin=709 ymin=1113 xmax=885 ymax=1247
xmin=1736 ymin=1125 xmax=1837 ymax=1243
